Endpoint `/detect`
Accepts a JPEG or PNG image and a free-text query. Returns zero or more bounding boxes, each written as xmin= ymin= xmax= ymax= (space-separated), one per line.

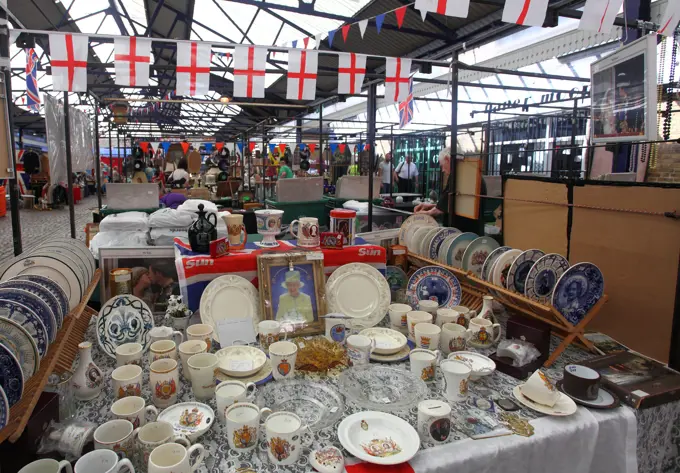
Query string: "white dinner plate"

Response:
xmin=513 ymin=386 xmax=577 ymax=416
xmin=326 ymin=263 xmax=390 ymax=327
xmin=398 ymin=214 xmax=437 ymax=247
xmin=418 ymin=227 xmax=441 ymax=257
xmin=359 ymin=327 xmax=407 ymax=355
xmin=408 ymin=226 xmax=433 ymax=255
xmin=0 ymin=256 xmax=78 ymax=309
xmin=200 ymin=275 xmax=260 ymax=341
xmin=30 ymin=244 xmax=89 ymax=292
xmin=447 ymin=351 xmax=496 ymax=380
xmin=49 ymin=238 xmax=96 ymax=283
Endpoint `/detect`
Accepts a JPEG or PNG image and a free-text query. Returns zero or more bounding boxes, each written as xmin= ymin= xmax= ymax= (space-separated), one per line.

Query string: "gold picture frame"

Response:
xmin=257 ymin=252 xmax=326 ymax=337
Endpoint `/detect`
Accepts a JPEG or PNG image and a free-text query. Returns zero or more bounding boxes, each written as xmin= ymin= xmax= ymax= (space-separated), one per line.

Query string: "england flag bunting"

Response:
xmin=501 ymin=0 xmax=550 ymax=26
xmin=578 ymin=0 xmax=624 ymax=33
xmin=384 ymin=57 xmax=412 ymax=104
xmin=233 ymin=46 xmax=267 ymax=98
xmin=287 ymin=49 xmax=318 ymax=101
xmin=49 ymin=33 xmax=89 ymax=92
xmin=114 ymin=36 xmax=152 ymax=87
xmin=414 ymin=0 xmax=470 ymax=20
xmin=338 ymin=53 xmax=367 ymax=95
xmin=176 ymin=41 xmax=211 ymax=96
xmin=658 ymin=0 xmax=680 ymax=37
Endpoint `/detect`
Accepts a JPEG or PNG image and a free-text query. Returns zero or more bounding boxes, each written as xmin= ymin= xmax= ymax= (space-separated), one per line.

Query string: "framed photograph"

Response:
xmin=590 ymin=35 xmax=657 ymax=143
xmin=257 ymin=252 xmax=327 ymax=336
xmin=99 ymin=247 xmax=180 ymax=315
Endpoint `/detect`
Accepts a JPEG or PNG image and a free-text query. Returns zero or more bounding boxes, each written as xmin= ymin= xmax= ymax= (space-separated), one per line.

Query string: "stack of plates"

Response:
xmin=398 ymin=215 xmax=438 ymax=249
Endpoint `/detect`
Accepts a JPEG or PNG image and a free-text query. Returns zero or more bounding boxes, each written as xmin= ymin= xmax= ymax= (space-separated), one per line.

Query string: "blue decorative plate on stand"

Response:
xmin=428 ymin=228 xmax=460 ymax=260
xmin=407 ymin=266 xmax=462 ymax=309
xmin=506 ymin=249 xmax=545 ymax=295
xmin=15 ymin=275 xmax=70 ymax=320
xmin=0 ymin=300 xmax=49 ymax=358
xmin=0 ymin=342 xmax=24 ymax=407
xmin=0 ymin=384 xmax=8 ymax=428
xmin=524 ymin=254 xmax=570 ymax=304
xmin=552 ymin=263 xmax=604 ymax=325
xmin=0 ymin=317 xmax=40 ymax=379
xmin=0 ymin=280 xmax=63 ymax=329
xmin=97 ymin=295 xmax=155 ymax=359
xmin=0 ymin=289 xmax=57 ymax=343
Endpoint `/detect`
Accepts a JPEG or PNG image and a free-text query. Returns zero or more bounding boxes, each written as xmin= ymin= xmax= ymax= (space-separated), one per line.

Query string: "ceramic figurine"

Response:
xmin=165 ymin=295 xmax=193 ymax=333
xmin=188 ymin=204 xmax=217 ymax=254
xmin=72 ymin=341 xmax=103 ymax=400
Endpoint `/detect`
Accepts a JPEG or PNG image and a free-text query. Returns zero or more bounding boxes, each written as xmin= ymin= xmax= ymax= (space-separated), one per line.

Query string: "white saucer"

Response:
xmin=512 ymin=385 xmax=577 ymax=416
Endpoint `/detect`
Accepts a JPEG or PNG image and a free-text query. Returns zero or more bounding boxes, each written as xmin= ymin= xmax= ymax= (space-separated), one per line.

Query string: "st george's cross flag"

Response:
xmin=287 ymin=49 xmax=318 ymax=101
xmin=578 ymin=0 xmax=624 ymax=33
xmin=25 ymin=48 xmax=40 ymax=112
xmin=49 ymin=33 xmax=89 ymax=92
xmin=658 ymin=0 xmax=680 ymax=37
xmin=233 ymin=46 xmax=267 ymax=98
xmin=114 ymin=36 xmax=152 ymax=87
xmin=414 ymin=0 xmax=470 ymax=20
xmin=176 ymin=41 xmax=211 ymax=96
xmin=502 ymin=0 xmax=550 ymax=26
xmin=337 ymin=53 xmax=367 ymax=95
xmin=384 ymin=57 xmax=412 ymax=104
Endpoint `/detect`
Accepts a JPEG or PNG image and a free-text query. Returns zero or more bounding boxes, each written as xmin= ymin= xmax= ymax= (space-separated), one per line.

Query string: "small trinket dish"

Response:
xmin=309 ymin=446 xmax=344 ymax=473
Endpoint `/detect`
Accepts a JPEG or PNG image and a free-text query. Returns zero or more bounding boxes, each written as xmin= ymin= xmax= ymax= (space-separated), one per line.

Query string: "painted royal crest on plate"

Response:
xmin=361 ymin=419 xmax=368 ymax=430
xmin=361 ymin=438 xmax=402 ymax=457
xmin=180 ymin=407 xmax=204 ymax=428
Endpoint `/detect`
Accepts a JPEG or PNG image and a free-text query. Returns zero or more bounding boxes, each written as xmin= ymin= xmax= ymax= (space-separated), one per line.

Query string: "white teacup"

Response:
xmin=133 ymin=421 xmax=190 ymax=468
xmin=324 ymin=314 xmax=349 ymax=345
xmin=19 ymin=459 xmax=72 ymax=473
xmin=435 ymin=309 xmax=459 ymax=328
xmin=346 ymin=334 xmax=374 ymax=367
xmin=406 ymin=311 xmax=433 ymax=340
xmin=520 ymin=370 xmax=560 ymax=407
xmin=115 ymin=343 xmax=143 ymax=368
xmin=388 ymin=303 xmax=411 ymax=332
xmin=178 ymin=340 xmax=208 ymax=381
xmin=258 ymin=320 xmax=287 ymax=351
xmin=94 ymin=419 xmax=135 ymax=459
xmin=441 ymin=323 xmax=470 ymax=354
xmin=409 ymin=348 xmax=439 ymax=382
xmin=187 ymin=353 xmax=219 ymax=400
xmin=149 ymin=340 xmax=178 ymax=364
xmin=440 ymin=359 xmax=471 ymax=402
xmin=148 ymin=443 xmax=205 ymax=473
xmin=414 ymin=322 xmax=441 ymax=350
xmin=269 ymin=341 xmax=298 ymax=381
xmin=148 ymin=326 xmax=183 ymax=346
xmin=264 ymin=411 xmax=307 ymax=466
xmin=75 ymin=449 xmax=134 ymax=473
xmin=112 ymin=364 xmax=143 ymax=400
xmin=111 ymin=396 xmax=159 ymax=429
xmin=186 ymin=324 xmax=214 ymax=351
xmin=417 ymin=299 xmax=439 ymax=317
xmin=451 ymin=305 xmax=473 ymax=327
xmin=417 ymin=400 xmax=452 ymax=444
xmin=290 ymin=217 xmax=320 ymax=248
xmin=467 ymin=317 xmax=502 ymax=347
xmin=216 ymin=381 xmax=257 ymax=424
xmin=225 ymin=402 xmax=272 ymax=452
xmin=150 ymin=359 xmax=180 ymax=408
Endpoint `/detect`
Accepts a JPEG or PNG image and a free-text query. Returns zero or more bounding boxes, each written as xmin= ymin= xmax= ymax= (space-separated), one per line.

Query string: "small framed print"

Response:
xmin=210 ymin=237 xmax=229 ymax=258
xmin=256 ymin=252 xmax=327 ymax=337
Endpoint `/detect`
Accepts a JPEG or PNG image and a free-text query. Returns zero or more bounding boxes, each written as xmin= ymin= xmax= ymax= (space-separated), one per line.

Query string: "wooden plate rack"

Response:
xmin=408 ymin=255 xmax=607 ymax=367
xmin=0 ymin=269 xmax=101 ymax=443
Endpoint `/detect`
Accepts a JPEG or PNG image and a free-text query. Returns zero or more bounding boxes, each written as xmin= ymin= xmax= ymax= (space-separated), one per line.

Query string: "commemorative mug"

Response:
xmin=346 ymin=334 xmax=374 ymax=367
xmin=187 ymin=353 xmax=219 ymax=400
xmin=149 ymin=326 xmax=183 ymax=346
xmin=94 ymin=419 xmax=135 ymax=459
xmin=264 ymin=412 xmax=307 ymax=466
xmin=254 ymin=209 xmax=284 ymax=247
xmin=406 ymin=311 xmax=432 ymax=340
xmin=388 ymin=303 xmax=411 ymax=332
xmin=441 ymin=323 xmax=470 ymax=354
xmin=324 ymin=314 xmax=349 ymax=345
xmin=224 ymin=214 xmax=247 ymax=249
xmin=225 ymin=402 xmax=272 ymax=452
xmin=258 ymin=320 xmax=287 ymax=351
xmin=289 ymin=217 xmax=320 ymax=248
xmin=186 ymin=324 xmax=214 ymax=351
xmin=269 ymin=341 xmax=298 ymax=381
xmin=178 ymin=340 xmax=208 ymax=381
xmin=150 ymin=359 xmax=180 ymax=408
xmin=133 ymin=421 xmax=190 ymax=468
xmin=409 ymin=348 xmax=440 ymax=382
xmin=435 ymin=309 xmax=459 ymax=328
xmin=467 ymin=317 xmax=502 ymax=347
xmin=19 ymin=459 xmax=73 ymax=473
xmin=112 ymin=364 xmax=143 ymax=399
xmin=75 ymin=450 xmax=134 ymax=473
xmin=216 ymin=381 xmax=257 ymax=424
xmin=111 ymin=396 xmax=159 ymax=429
xmin=451 ymin=306 xmax=473 ymax=328
xmin=417 ymin=400 xmax=452 ymax=444
xmin=149 ymin=340 xmax=178 ymax=364
xmin=148 ymin=443 xmax=205 ymax=473
xmin=440 ymin=359 xmax=471 ymax=402
xmin=115 ymin=343 xmax=143 ymax=368
xmin=417 ymin=300 xmax=439 ymax=318
xmin=414 ymin=322 xmax=441 ymax=350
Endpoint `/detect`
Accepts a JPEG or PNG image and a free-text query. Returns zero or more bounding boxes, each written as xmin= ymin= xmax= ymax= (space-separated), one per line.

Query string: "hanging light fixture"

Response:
xmin=220 ymin=96 xmax=231 ymax=104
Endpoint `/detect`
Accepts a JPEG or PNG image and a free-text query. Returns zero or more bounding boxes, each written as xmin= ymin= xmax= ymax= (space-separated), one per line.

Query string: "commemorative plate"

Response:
xmin=158 ymin=402 xmax=214 ymax=442
xmin=0 ymin=279 xmax=63 ymax=329
xmin=97 ymin=295 xmax=154 ymax=358
xmin=48 ymin=238 xmax=96 ymax=283
xmin=437 ymin=234 xmax=457 ymax=264
xmin=200 ymin=275 xmax=260 ymax=341
xmin=481 ymin=246 xmax=511 ymax=282
xmin=491 ymin=249 xmax=522 ymax=289
xmin=326 ymin=263 xmax=390 ymax=327
xmin=428 ymin=228 xmax=460 ymax=260
xmin=418 ymin=227 xmax=441 ymax=257
xmin=0 ymin=289 xmax=57 ymax=343
xmin=524 ymin=254 xmax=570 ymax=303
xmin=462 ymin=237 xmax=500 ymax=278
xmin=398 ymin=214 xmax=437 ymax=248
xmin=0 ymin=256 xmax=77 ymax=310
xmin=507 ymin=249 xmax=545 ymax=295
xmin=408 ymin=226 xmax=434 ymax=255
xmin=0 ymin=300 xmax=49 ymax=358
xmin=385 ymin=266 xmax=407 ymax=293
xmin=407 ymin=265 xmax=461 ymax=309
xmin=0 ymin=342 xmax=24 ymax=407
xmin=551 ymin=263 xmax=604 ymax=325
xmin=15 ymin=275 xmax=69 ymax=320
xmin=446 ymin=233 xmax=478 ymax=268
xmin=0 ymin=316 xmax=40 ymax=379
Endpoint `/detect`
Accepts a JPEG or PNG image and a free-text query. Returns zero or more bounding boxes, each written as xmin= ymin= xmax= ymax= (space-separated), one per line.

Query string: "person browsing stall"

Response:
xmin=169 ymin=157 xmax=190 ymax=187
xmin=278 ymin=156 xmax=294 ymax=179
xmin=378 ymin=152 xmax=398 ymax=194
xmin=396 ymin=155 xmax=418 ymax=193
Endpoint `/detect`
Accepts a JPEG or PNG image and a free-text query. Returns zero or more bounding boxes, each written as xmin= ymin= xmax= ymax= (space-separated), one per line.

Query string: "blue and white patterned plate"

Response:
xmin=0 ymin=317 xmax=39 ymax=379
xmin=506 ymin=249 xmax=545 ymax=295
xmin=0 ymin=280 xmax=63 ymax=329
xmin=524 ymin=254 xmax=570 ymax=304
xmin=552 ymin=262 xmax=604 ymax=325
xmin=446 ymin=232 xmax=478 ymax=268
xmin=0 ymin=300 xmax=49 ymax=358
xmin=15 ymin=274 xmax=69 ymax=321
xmin=407 ymin=265 xmax=462 ymax=309
xmin=481 ymin=246 xmax=511 ymax=281
xmin=97 ymin=295 xmax=155 ymax=358
xmin=0 ymin=289 xmax=57 ymax=343
xmin=428 ymin=228 xmax=460 ymax=260
xmin=0 ymin=342 xmax=24 ymax=406
xmin=0 ymin=384 xmax=8 ymax=429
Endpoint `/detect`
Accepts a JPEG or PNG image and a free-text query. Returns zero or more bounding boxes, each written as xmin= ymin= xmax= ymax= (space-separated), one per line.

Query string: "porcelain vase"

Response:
xmin=478 ymin=296 xmax=495 ymax=322
xmin=72 ymin=341 xmax=103 ymax=400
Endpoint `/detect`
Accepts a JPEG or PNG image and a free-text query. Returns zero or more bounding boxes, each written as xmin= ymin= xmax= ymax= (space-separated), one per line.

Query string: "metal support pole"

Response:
xmin=389 ymin=125 xmax=394 ymax=199
xmin=367 ymin=83 xmax=377 ymax=231
xmin=117 ymin=132 xmax=121 ymax=181
xmin=63 ymin=92 xmax=76 ymax=238
xmin=18 ymin=128 xmax=23 ymax=149
xmin=93 ymin=101 xmax=103 ymax=210
xmin=448 ymin=55 xmax=459 ymax=228
xmin=108 ymin=124 xmax=113 ymax=181
xmin=485 ymin=111 xmax=492 ymax=174
xmin=569 ymin=98 xmax=578 ymax=178
xmin=318 ymin=105 xmax=324 ymax=179
xmin=262 ymin=122 xmax=266 ymax=200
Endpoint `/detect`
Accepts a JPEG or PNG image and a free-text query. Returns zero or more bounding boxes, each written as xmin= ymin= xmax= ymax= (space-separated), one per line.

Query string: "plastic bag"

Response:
xmin=37 ymin=420 xmax=97 ymax=462
xmin=496 ymin=339 xmax=541 ymax=367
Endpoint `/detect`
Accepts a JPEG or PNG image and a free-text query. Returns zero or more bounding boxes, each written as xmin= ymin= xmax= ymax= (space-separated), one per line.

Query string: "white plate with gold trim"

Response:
xmin=215 ymin=345 xmax=267 ymax=377
xmin=200 ymin=275 xmax=260 ymax=342
xmin=359 ymin=327 xmax=407 ymax=355
xmin=326 ymin=263 xmax=390 ymax=327
xmin=398 ymin=214 xmax=437 ymax=247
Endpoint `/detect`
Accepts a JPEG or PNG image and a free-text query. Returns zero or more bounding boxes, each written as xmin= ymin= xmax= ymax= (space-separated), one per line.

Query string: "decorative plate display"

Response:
xmin=429 ymin=228 xmax=460 ymax=260
xmin=461 ymin=237 xmax=500 ymax=278
xmin=0 ymin=300 xmax=49 ymax=358
xmin=437 ymin=234 xmax=458 ymax=264
xmin=359 ymin=328 xmax=407 ymax=355
xmin=0 ymin=317 xmax=39 ymax=379
xmin=338 ymin=365 xmax=428 ymax=413
xmin=0 ymin=385 xmax=8 ymax=429
xmin=398 ymin=214 xmax=437 ymax=247
xmin=551 ymin=263 xmax=604 ymax=325
xmin=255 ymin=380 xmax=344 ymax=431
xmin=215 ymin=358 xmax=273 ymax=386
xmin=33 ymin=242 xmax=92 ymax=283
xmin=200 ymin=275 xmax=261 ymax=341
xmin=158 ymin=402 xmax=214 ymax=442
xmin=512 ymin=386 xmax=577 ymax=416
xmin=97 ymin=295 xmax=154 ymax=359
xmin=481 ymin=246 xmax=511 ymax=282
xmin=337 ymin=411 xmax=420 ymax=465
xmin=326 ymin=263 xmax=390 ymax=327
xmin=28 ymin=246 xmax=87 ymax=296
xmin=506 ymin=249 xmax=545 ymax=295
xmin=407 ymin=226 xmax=433 ymax=255
xmin=445 ymin=233 xmax=478 ymax=268
xmin=48 ymin=237 xmax=96 ymax=283
xmin=418 ymin=227 xmax=441 ymax=257
xmin=0 ymin=280 xmax=63 ymax=329
xmin=384 ymin=266 xmax=407 ymax=293
xmin=215 ymin=345 xmax=267 ymax=377
xmin=370 ymin=340 xmax=415 ymax=363
xmin=447 ymin=351 xmax=496 ymax=381
xmin=15 ymin=275 xmax=69 ymax=321
xmin=556 ymin=381 xmax=620 ymax=410
xmin=0 ymin=342 xmax=24 ymax=406
xmin=0 ymin=289 xmax=57 ymax=343
xmin=0 ymin=256 xmax=76 ymax=310
xmin=406 ymin=266 xmax=462 ymax=309
xmin=491 ymin=249 xmax=522 ymax=289
xmin=524 ymin=254 xmax=570 ymax=303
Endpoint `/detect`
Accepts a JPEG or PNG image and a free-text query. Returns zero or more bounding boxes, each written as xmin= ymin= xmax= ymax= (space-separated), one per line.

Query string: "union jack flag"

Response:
xmin=398 ymin=78 xmax=413 ymax=129
xmin=26 ymin=49 xmax=40 ymax=113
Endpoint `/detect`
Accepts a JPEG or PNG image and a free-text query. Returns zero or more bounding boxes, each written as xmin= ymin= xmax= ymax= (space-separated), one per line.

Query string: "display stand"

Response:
xmin=0 ymin=269 xmax=101 ymax=443
xmin=408 ymin=254 xmax=607 ymax=367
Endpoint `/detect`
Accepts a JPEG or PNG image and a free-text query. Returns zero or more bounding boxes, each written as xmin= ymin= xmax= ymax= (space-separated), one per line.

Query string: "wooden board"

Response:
xmin=504 ymin=178 xmax=569 ymax=256
xmin=188 ymin=151 xmax=202 ymax=173
xmin=0 ymin=84 xmax=13 ymax=179
xmin=454 ymin=157 xmax=481 ymax=219
xmin=570 ymin=184 xmax=680 ymax=363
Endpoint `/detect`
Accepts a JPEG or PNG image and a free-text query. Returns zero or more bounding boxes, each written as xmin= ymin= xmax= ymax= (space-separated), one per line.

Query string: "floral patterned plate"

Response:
xmin=215 ymin=358 xmax=273 ymax=385
xmin=97 ymin=295 xmax=154 ymax=359
xmin=326 ymin=263 xmax=390 ymax=327
xmin=158 ymin=401 xmax=214 ymax=442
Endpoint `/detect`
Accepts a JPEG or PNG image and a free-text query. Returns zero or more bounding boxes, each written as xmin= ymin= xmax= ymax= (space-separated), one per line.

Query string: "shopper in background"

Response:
xmin=169 ymin=157 xmax=190 ymax=187
xmin=396 ymin=155 xmax=418 ymax=193
xmin=278 ymin=156 xmax=294 ymax=179
xmin=378 ymin=152 xmax=398 ymax=194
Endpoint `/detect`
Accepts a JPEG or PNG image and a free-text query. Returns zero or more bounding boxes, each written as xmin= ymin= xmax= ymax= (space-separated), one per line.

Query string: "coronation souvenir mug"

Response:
xmin=417 ymin=400 xmax=452 ymax=444
xmin=346 ymin=334 xmax=374 ymax=367
xmin=269 ymin=341 xmax=298 ymax=381
xmin=258 ymin=320 xmax=287 ymax=351
xmin=111 ymin=396 xmax=159 ymax=429
xmin=149 ymin=326 xmax=183 ymax=346
xmin=94 ymin=419 xmax=135 ymax=459
xmin=225 ymin=402 xmax=272 ymax=452
xmin=451 ymin=305 xmax=473 ymax=328
xmin=289 ymin=217 xmax=320 ymax=248
xmin=186 ymin=324 xmax=214 ymax=351
xmin=388 ymin=303 xmax=411 ymax=332
xmin=75 ymin=449 xmax=134 ymax=473
xmin=467 ymin=317 xmax=502 ymax=347
xmin=440 ymin=359 xmax=471 ymax=402
xmin=150 ymin=359 xmax=180 ymax=408
xmin=115 ymin=343 xmax=144 ymax=368
xmin=216 ymin=381 xmax=257 ymax=424
xmin=19 ymin=459 xmax=73 ymax=473
xmin=519 ymin=370 xmax=560 ymax=407
xmin=324 ymin=314 xmax=349 ymax=345
xmin=178 ymin=340 xmax=208 ymax=382
xmin=414 ymin=322 xmax=441 ymax=350
xmin=112 ymin=364 xmax=143 ymax=399
xmin=264 ymin=411 xmax=307 ymax=466
xmin=149 ymin=340 xmax=178 ymax=364
xmin=441 ymin=323 xmax=470 ymax=354
xmin=224 ymin=214 xmax=247 ymax=250
xmin=148 ymin=442 xmax=205 ymax=473
xmin=406 ymin=311 xmax=433 ymax=340
xmin=254 ymin=209 xmax=284 ymax=247
xmin=409 ymin=348 xmax=440 ymax=382
xmin=417 ymin=300 xmax=439 ymax=318
xmin=133 ymin=421 xmax=190 ymax=468
xmin=435 ymin=309 xmax=459 ymax=328
xmin=187 ymin=353 xmax=219 ymax=400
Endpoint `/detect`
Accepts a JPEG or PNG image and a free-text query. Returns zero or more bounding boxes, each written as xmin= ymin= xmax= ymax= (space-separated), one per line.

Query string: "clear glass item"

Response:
xmin=45 ymin=370 xmax=76 ymax=421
